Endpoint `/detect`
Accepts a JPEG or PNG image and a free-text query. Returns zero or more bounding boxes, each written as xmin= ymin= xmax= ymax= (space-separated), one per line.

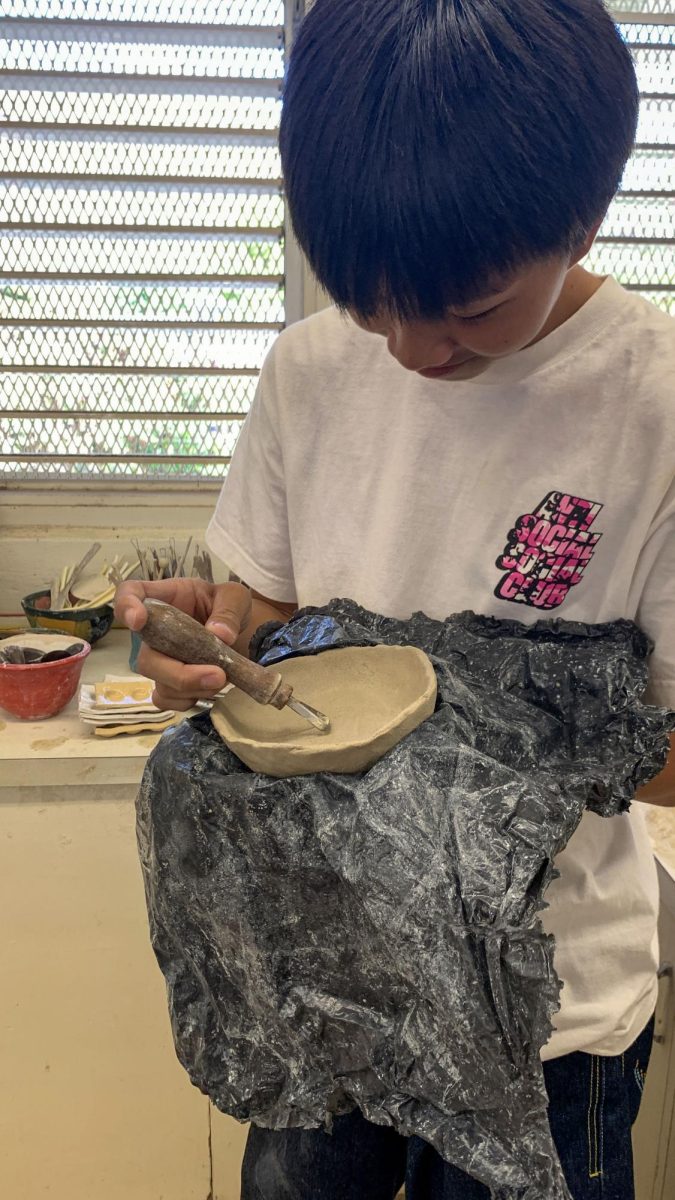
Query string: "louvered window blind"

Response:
xmin=586 ymin=3 xmax=675 ymax=314
xmin=0 ymin=1 xmax=290 ymax=480
xmin=0 ymin=2 xmax=673 ymax=482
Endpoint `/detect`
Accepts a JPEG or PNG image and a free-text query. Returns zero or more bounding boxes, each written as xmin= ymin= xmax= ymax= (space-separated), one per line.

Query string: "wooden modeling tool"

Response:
xmin=140 ymin=600 xmax=331 ymax=733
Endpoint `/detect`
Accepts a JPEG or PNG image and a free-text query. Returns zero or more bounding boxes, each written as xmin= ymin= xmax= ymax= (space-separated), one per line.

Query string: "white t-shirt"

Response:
xmin=207 ymin=277 xmax=675 ymax=1059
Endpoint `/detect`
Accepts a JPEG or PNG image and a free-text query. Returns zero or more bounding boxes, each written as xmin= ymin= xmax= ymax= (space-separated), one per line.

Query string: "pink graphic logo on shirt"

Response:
xmin=494 ymin=490 xmax=603 ymax=610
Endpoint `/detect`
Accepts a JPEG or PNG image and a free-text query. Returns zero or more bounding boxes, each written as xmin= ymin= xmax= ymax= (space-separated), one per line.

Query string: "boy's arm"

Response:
xmin=230 ymin=588 xmax=298 ymax=658
xmin=637 ymin=734 xmax=675 ymax=807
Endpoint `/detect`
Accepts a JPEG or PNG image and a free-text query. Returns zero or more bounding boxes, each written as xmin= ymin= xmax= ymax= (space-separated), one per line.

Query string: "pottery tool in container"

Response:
xmin=140 ymin=599 xmax=331 ymax=733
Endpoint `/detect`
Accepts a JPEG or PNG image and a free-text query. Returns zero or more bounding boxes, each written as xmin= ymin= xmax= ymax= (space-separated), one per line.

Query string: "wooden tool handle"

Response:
xmin=140 ymin=599 xmax=293 ymax=710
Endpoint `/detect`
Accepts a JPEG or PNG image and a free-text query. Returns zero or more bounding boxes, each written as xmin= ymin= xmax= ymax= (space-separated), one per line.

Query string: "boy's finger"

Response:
xmin=114 ymin=580 xmax=151 ymax=630
xmin=152 ymin=687 xmax=199 ymax=713
xmin=206 ymin=582 xmax=252 ymax=646
xmin=152 ymin=682 xmax=228 ymax=712
xmin=135 ymin=644 xmax=226 ymax=696
xmin=114 ymin=579 xmax=188 ymax=629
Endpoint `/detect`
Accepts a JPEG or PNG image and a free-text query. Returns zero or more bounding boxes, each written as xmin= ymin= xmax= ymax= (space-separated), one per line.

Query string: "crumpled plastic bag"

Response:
xmin=136 ymin=599 xmax=674 ymax=1200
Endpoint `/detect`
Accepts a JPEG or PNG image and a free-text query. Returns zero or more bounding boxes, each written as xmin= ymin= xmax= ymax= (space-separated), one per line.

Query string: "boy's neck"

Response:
xmin=531 ymin=266 xmax=606 ymax=347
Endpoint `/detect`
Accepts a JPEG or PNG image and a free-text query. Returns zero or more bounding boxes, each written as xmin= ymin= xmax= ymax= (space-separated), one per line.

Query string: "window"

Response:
xmin=1 ymin=1 xmax=295 ymax=481
xmin=0 ymin=1 xmax=673 ymax=483
xmin=586 ymin=4 xmax=674 ymax=316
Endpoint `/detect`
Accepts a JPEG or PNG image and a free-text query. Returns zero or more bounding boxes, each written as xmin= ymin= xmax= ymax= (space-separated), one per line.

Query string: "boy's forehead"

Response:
xmin=459 ymin=259 xmax=550 ymax=304
xmin=458 ymin=277 xmax=515 ymax=308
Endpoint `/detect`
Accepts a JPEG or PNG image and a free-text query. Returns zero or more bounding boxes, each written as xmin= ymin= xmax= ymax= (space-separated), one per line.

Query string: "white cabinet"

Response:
xmin=0 ymin=788 xmax=247 ymax=1200
xmin=0 ymin=634 xmax=251 ymax=1200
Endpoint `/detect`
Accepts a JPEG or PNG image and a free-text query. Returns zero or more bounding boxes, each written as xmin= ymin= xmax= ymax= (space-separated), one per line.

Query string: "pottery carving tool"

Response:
xmin=67 ymin=542 xmax=102 ymax=596
xmin=49 ymin=542 xmax=102 ymax=608
xmin=140 ymin=599 xmax=331 ymax=733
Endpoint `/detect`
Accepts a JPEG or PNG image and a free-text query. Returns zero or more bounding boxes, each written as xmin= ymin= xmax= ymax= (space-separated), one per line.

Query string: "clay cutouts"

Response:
xmin=210 ymin=645 xmax=438 ymax=777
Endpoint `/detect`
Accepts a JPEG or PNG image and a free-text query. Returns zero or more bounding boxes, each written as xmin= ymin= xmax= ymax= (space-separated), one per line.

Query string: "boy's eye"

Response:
xmin=458 ymin=306 xmax=498 ymax=324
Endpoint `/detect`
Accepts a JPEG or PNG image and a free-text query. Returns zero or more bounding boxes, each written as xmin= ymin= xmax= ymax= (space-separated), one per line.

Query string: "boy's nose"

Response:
xmin=386 ymin=324 xmax=458 ymax=372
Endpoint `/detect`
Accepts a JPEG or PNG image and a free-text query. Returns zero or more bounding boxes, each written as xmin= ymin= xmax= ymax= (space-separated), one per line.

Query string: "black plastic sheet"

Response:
xmin=137 ymin=600 xmax=674 ymax=1199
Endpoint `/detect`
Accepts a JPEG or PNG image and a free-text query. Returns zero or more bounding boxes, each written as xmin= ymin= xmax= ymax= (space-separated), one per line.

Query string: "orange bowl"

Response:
xmin=0 ymin=634 xmax=90 ymax=720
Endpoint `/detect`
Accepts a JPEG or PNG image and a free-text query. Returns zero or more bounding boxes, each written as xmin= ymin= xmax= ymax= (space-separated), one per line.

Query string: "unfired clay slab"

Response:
xmin=210 ymin=645 xmax=437 ymax=777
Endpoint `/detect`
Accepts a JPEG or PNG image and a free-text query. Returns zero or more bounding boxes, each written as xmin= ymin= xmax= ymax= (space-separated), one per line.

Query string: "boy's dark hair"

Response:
xmin=279 ymin=0 xmax=639 ymax=320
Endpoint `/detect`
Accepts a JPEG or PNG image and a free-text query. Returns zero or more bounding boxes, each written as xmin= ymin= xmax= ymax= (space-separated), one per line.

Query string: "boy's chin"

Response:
xmin=429 ymin=356 xmax=493 ymax=382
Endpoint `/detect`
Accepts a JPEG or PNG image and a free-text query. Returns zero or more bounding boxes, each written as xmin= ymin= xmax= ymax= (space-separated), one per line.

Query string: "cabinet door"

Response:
xmin=633 ymin=862 xmax=675 ymax=1200
xmin=0 ymin=795 xmax=212 ymax=1200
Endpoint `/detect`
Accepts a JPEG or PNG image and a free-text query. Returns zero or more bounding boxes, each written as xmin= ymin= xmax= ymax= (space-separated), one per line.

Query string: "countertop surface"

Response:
xmin=0 ymin=631 xmax=191 ymax=788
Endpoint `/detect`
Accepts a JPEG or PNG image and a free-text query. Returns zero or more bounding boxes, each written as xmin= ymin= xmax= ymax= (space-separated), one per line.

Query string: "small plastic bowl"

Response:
xmin=21 ymin=589 xmax=114 ymax=646
xmin=0 ymin=634 xmax=91 ymax=720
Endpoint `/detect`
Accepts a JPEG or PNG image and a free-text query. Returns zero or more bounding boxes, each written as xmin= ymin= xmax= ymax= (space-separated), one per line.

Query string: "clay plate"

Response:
xmin=210 ymin=644 xmax=437 ymax=778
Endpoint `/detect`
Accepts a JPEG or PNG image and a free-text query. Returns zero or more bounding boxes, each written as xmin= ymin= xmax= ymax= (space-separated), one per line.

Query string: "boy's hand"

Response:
xmin=114 ymin=578 xmax=252 ymax=711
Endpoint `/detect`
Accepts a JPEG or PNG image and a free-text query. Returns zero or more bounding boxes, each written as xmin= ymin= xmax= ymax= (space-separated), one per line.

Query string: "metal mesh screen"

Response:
xmin=0 ymin=4 xmax=673 ymax=481
xmin=0 ymin=1 xmax=286 ymax=480
xmin=585 ymin=11 xmax=675 ymax=309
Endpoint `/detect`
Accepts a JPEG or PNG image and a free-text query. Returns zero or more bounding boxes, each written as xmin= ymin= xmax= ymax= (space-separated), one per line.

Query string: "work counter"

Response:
xmin=0 ymin=630 xmax=191 ymax=794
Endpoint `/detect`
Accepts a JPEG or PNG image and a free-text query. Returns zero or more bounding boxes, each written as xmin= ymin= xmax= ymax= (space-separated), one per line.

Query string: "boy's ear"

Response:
xmin=570 ymin=217 xmax=605 ymax=266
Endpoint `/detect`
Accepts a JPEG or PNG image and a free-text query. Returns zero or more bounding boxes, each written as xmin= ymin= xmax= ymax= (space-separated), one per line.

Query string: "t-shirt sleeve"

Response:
xmin=206 ymin=347 xmax=297 ymax=603
xmin=633 ymin=481 xmax=675 ymax=708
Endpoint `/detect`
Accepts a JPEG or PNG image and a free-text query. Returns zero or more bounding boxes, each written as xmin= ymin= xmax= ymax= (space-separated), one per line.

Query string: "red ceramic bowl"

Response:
xmin=0 ymin=637 xmax=91 ymax=720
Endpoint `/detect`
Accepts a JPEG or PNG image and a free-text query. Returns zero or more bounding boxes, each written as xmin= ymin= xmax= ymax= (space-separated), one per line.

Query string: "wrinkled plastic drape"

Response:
xmin=137 ymin=600 xmax=674 ymax=1199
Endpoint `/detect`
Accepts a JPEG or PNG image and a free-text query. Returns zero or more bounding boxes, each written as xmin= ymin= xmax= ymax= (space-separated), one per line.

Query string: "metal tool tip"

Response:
xmin=287 ymin=696 xmax=331 ymax=734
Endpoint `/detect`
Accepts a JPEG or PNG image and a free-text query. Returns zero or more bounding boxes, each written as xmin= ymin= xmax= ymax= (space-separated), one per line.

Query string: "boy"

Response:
xmin=117 ymin=1 xmax=675 ymax=1196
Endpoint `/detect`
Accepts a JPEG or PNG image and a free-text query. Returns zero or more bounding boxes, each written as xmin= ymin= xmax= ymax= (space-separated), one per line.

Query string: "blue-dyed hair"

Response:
xmin=279 ymin=0 xmax=638 ymax=320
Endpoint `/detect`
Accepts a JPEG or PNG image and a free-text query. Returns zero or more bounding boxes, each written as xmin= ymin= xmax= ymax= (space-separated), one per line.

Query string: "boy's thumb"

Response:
xmin=205 ymin=582 xmax=252 ymax=647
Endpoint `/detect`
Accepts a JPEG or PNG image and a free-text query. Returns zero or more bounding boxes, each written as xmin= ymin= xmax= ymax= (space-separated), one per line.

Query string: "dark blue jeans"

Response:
xmin=241 ymin=1017 xmax=654 ymax=1199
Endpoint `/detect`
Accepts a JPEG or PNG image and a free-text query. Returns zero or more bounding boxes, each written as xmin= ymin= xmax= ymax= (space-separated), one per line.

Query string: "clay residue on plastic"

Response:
xmin=137 ymin=599 xmax=675 ymax=1200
